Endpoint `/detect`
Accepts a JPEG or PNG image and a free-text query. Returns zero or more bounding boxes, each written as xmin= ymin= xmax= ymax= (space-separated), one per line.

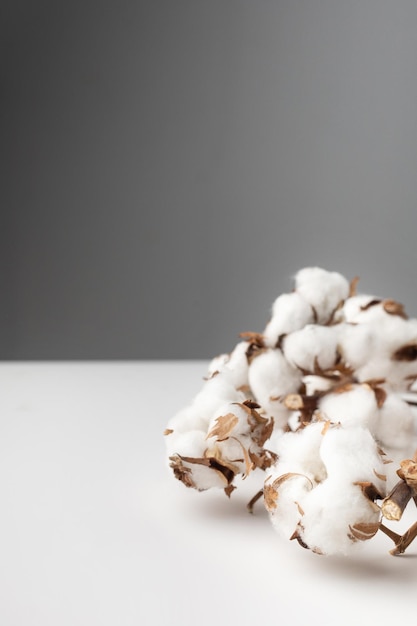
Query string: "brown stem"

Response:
xmin=381 ymin=480 xmax=413 ymax=521
xmin=379 ymin=523 xmax=402 ymax=544
xmin=390 ymin=521 xmax=417 ymax=556
xmin=247 ymin=489 xmax=264 ymax=514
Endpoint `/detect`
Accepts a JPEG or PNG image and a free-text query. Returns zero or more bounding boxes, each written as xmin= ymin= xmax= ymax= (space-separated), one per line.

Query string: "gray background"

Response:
xmin=2 ymin=0 xmax=417 ymax=360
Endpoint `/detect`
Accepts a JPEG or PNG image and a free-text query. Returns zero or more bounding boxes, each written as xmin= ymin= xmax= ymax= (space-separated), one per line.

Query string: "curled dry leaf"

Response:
xmin=349 ymin=275 xmax=360 ymax=297
xmin=353 ymin=481 xmax=383 ymax=512
xmin=383 ymin=299 xmax=408 ymax=319
xmin=321 ymin=420 xmax=331 ymax=436
xmin=360 ymin=299 xmax=382 ymax=312
xmin=264 ymin=483 xmax=279 ymax=512
xmin=224 ymin=484 xmax=236 ymax=498
xmin=392 ymin=344 xmax=417 ymax=362
xmin=264 ymin=473 xmax=312 ymax=512
xmin=236 ymin=400 xmax=275 ymax=447
xmin=360 ymin=380 xmax=387 ymax=408
xmin=206 ymin=413 xmax=239 ymax=441
xmin=249 ymin=449 xmax=278 ymax=471
xmin=348 ymin=522 xmax=380 ymax=542
xmin=373 ymin=469 xmax=387 ymax=482
xmin=398 ymin=459 xmax=417 ymax=491
xmin=169 ymin=455 xmax=197 ymax=489
xmin=240 ymin=331 xmax=266 ymax=363
xmin=204 ymin=446 xmax=241 ymax=479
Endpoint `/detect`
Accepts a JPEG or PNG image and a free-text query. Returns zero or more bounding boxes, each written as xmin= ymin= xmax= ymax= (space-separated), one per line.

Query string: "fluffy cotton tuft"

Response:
xmin=263 ymin=292 xmax=314 ymax=347
xmin=294 ymin=267 xmax=350 ymax=323
xmin=248 ymin=348 xmax=301 ymax=428
xmin=266 ymin=424 xmax=386 ymax=555
xmin=283 ymin=324 xmax=343 ymax=373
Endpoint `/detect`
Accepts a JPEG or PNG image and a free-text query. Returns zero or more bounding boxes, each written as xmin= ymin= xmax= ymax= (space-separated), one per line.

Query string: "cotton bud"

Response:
xmin=263 ymin=292 xmax=314 ymax=348
xmin=294 ymin=267 xmax=350 ymax=324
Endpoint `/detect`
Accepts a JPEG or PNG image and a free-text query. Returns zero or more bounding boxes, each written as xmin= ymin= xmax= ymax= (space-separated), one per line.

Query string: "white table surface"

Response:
xmin=0 ymin=360 xmax=416 ymax=625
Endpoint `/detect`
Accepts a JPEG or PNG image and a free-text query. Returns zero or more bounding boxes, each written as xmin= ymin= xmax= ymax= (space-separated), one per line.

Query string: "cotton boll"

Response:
xmin=248 ymin=348 xmax=301 ymax=427
xmin=318 ymin=385 xmax=379 ymax=431
xmin=283 ymin=324 xmax=343 ymax=373
xmin=274 ymin=422 xmax=328 ymax=482
xmin=338 ymin=322 xmax=380 ymax=371
xmin=300 ymin=479 xmax=381 ymax=555
xmin=352 ymin=318 xmax=417 ymax=388
xmin=297 ymin=425 xmax=385 ymax=555
xmin=249 ymin=349 xmax=301 ymax=401
xmin=319 ymin=425 xmax=386 ymax=490
xmin=266 ymin=423 xmax=385 ymax=554
xmin=294 ymin=267 xmax=350 ymax=324
xmin=263 ymin=292 xmax=314 ymax=348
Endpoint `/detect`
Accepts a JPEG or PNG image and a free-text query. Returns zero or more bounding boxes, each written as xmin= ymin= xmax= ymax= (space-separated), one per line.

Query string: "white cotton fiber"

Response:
xmin=374 ymin=393 xmax=416 ymax=452
xmin=318 ymin=384 xmax=379 ymax=431
xmin=165 ymin=429 xmax=207 ymax=459
xmin=274 ymin=422 xmax=327 ymax=481
xmin=249 ymin=349 xmax=301 ymax=401
xmin=302 ymin=375 xmax=334 ymax=396
xmin=265 ymin=471 xmax=314 ymax=540
xmin=294 ymin=267 xmax=350 ymax=323
xmin=267 ymin=423 xmax=386 ymax=555
xmin=263 ymin=292 xmax=314 ymax=347
xmin=319 ymin=425 xmax=386 ymax=486
xmin=166 ymin=405 xmax=209 ymax=434
xmin=283 ymin=324 xmax=342 ymax=372
xmin=224 ymin=340 xmax=251 ymax=388
xmin=300 ymin=479 xmax=381 ymax=556
xmin=193 ymin=371 xmax=245 ymax=417
xmin=248 ymin=348 xmax=301 ymax=426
